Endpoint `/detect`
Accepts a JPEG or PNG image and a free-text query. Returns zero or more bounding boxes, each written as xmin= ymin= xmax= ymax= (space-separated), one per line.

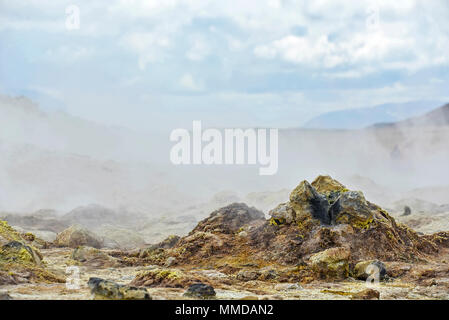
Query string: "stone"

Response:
xmin=0 ymin=241 xmax=42 ymax=265
xmin=184 ymin=282 xmax=216 ymax=299
xmin=289 ymin=181 xmax=330 ymax=224
xmin=309 ymin=247 xmax=350 ymax=279
xmin=165 ymin=256 xmax=177 ymax=267
xmin=88 ymin=277 xmax=151 ymax=300
xmin=311 ymin=175 xmax=347 ymax=194
xmin=329 ymin=191 xmax=374 ymax=228
xmin=351 ymin=288 xmax=380 ymax=300
xmin=269 ymin=203 xmax=296 ymax=225
xmin=71 ymin=246 xmax=118 ymax=267
xmin=402 ymin=206 xmax=412 ymax=216
xmin=191 ymin=203 xmax=265 ymax=234
xmin=236 ymin=270 xmax=261 ymax=281
xmin=55 ymin=225 xmax=103 ymax=248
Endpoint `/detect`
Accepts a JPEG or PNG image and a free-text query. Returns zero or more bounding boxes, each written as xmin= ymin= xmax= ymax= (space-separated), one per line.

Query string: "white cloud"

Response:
xmin=120 ymin=32 xmax=171 ymax=70
xmin=179 ymin=73 xmax=203 ymax=91
xmin=186 ymin=37 xmax=211 ymax=61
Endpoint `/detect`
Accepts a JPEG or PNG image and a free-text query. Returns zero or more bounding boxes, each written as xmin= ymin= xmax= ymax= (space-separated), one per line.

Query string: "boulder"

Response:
xmin=289 ymin=181 xmax=330 ymax=224
xmin=184 ymin=283 xmax=216 ymax=299
xmin=328 ymin=191 xmax=374 ymax=228
xmin=71 ymin=246 xmax=119 ymax=268
xmin=269 ymin=203 xmax=296 ymax=225
xmin=0 ymin=241 xmax=42 ymax=266
xmin=311 ymin=175 xmax=347 ymax=194
xmin=55 ymin=225 xmax=103 ymax=248
xmin=88 ymin=277 xmax=151 ymax=300
xmin=309 ymin=247 xmax=350 ymax=279
xmin=191 ymin=203 xmax=265 ymax=234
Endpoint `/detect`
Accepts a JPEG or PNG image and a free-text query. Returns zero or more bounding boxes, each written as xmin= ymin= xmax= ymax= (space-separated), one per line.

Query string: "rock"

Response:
xmin=184 ymin=283 xmax=216 ymax=299
xmin=0 ymin=241 xmax=42 ymax=265
xmin=54 ymin=225 xmax=103 ymax=248
xmin=351 ymin=288 xmax=380 ymax=300
xmin=289 ymin=181 xmax=330 ymax=224
xmin=274 ymin=283 xmax=303 ymax=291
xmin=309 ymin=247 xmax=350 ymax=279
xmin=191 ymin=203 xmax=265 ymax=234
xmin=0 ymin=220 xmax=22 ymax=245
xmin=237 ymin=230 xmax=248 ymax=238
xmin=165 ymin=256 xmax=177 ymax=267
xmin=236 ymin=270 xmax=261 ymax=281
xmin=0 ymin=221 xmax=64 ymax=284
xmin=131 ymin=268 xmax=185 ymax=288
xmin=71 ymin=246 xmax=118 ymax=267
xmin=88 ymin=277 xmax=151 ymax=300
xmin=269 ymin=203 xmax=296 ymax=225
xmin=328 ymin=191 xmax=374 ymax=228
xmin=311 ymin=175 xmax=347 ymax=195
xmin=354 ymin=260 xmax=387 ymax=281
xmin=402 ymin=206 xmax=412 ymax=216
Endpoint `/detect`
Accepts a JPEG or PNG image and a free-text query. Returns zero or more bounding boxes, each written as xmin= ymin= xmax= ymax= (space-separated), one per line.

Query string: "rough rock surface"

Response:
xmin=55 ymin=225 xmax=103 ymax=249
xmin=88 ymin=277 xmax=151 ymax=300
xmin=0 ymin=220 xmax=64 ymax=284
xmin=184 ymin=283 xmax=216 ymax=299
xmin=135 ymin=175 xmax=449 ymax=284
xmin=71 ymin=246 xmax=119 ymax=268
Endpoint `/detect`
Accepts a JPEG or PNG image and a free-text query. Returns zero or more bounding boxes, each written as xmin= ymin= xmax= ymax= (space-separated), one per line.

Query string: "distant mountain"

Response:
xmin=303 ymin=101 xmax=443 ymax=129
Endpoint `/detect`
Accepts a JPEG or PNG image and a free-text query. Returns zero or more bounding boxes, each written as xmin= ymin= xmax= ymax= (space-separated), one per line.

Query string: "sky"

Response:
xmin=1 ymin=0 xmax=449 ymax=132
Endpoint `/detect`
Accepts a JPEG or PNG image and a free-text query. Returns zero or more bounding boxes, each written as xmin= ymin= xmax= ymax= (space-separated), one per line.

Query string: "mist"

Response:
xmin=1 ymin=94 xmax=448 ymax=219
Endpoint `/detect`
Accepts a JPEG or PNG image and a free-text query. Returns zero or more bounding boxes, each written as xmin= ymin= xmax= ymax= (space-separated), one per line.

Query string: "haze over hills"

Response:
xmin=372 ymin=103 xmax=449 ymax=128
xmin=1 ymin=93 xmax=449 ymax=218
xmin=303 ymin=101 xmax=444 ymax=129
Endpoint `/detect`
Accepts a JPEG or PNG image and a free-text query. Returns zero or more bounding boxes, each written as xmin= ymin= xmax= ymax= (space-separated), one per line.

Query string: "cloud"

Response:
xmin=179 ymin=73 xmax=203 ymax=91
xmin=186 ymin=37 xmax=211 ymax=61
xmin=120 ymin=32 xmax=172 ymax=69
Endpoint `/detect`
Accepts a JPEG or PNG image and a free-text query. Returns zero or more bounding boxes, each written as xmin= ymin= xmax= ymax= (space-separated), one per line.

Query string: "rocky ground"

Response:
xmin=1 ymin=175 xmax=449 ymax=300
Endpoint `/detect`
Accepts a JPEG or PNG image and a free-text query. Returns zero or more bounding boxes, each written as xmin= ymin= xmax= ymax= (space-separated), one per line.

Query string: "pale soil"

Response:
xmin=2 ymin=248 xmax=449 ymax=300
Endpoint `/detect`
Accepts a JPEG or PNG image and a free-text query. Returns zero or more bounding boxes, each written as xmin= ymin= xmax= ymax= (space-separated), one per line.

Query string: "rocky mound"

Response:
xmin=134 ymin=176 xmax=449 ymax=282
xmin=0 ymin=220 xmax=64 ymax=284
xmin=54 ymin=225 xmax=103 ymax=249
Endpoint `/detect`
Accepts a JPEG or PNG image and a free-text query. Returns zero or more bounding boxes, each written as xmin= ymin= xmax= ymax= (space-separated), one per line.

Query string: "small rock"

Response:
xmin=309 ymin=247 xmax=350 ymax=279
xmin=402 ymin=206 xmax=412 ymax=216
xmin=274 ymin=283 xmax=303 ymax=291
xmin=351 ymin=288 xmax=380 ymax=300
xmin=236 ymin=270 xmax=261 ymax=281
xmin=165 ymin=256 xmax=177 ymax=267
xmin=88 ymin=277 xmax=151 ymax=300
xmin=184 ymin=283 xmax=216 ymax=299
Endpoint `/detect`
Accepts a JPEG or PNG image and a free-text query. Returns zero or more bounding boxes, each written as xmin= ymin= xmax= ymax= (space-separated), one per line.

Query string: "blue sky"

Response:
xmin=1 ymin=0 xmax=448 ymax=132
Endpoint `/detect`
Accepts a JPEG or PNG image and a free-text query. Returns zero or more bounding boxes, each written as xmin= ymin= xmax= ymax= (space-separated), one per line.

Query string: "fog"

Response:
xmin=1 ymin=94 xmax=448 ymax=218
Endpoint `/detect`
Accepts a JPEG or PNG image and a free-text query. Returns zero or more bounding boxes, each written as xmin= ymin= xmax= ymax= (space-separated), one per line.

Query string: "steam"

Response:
xmin=1 ymin=94 xmax=448 ymax=217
